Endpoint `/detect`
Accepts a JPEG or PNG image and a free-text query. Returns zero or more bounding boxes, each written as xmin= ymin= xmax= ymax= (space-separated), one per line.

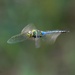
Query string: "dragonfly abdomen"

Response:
xmin=41 ymin=30 xmax=69 ymax=36
xmin=45 ymin=30 xmax=69 ymax=34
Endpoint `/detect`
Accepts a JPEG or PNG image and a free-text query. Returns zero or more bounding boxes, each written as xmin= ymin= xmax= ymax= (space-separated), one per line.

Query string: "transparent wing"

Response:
xmin=7 ymin=34 xmax=28 ymax=44
xmin=35 ymin=31 xmax=40 ymax=48
xmin=21 ymin=24 xmax=36 ymax=33
xmin=42 ymin=32 xmax=61 ymax=44
xmin=35 ymin=38 xmax=40 ymax=48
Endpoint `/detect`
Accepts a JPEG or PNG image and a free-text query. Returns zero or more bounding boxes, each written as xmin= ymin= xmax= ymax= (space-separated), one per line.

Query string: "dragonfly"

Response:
xmin=7 ymin=24 xmax=69 ymax=48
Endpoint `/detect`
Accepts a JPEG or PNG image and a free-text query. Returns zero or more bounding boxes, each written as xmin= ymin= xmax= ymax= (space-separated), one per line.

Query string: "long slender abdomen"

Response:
xmin=41 ymin=30 xmax=69 ymax=35
xmin=47 ymin=30 xmax=69 ymax=33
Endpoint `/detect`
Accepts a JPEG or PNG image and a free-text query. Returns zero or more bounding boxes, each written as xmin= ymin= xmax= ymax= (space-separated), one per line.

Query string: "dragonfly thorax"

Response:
xmin=27 ymin=29 xmax=42 ymax=38
xmin=32 ymin=30 xmax=42 ymax=38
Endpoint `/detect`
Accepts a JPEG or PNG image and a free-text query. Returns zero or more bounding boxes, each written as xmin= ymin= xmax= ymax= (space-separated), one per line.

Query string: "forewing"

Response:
xmin=21 ymin=24 xmax=36 ymax=33
xmin=43 ymin=32 xmax=61 ymax=44
xmin=7 ymin=34 xmax=28 ymax=44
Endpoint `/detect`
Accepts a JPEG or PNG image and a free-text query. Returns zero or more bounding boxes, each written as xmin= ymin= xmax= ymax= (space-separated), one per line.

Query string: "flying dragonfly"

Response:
xmin=7 ymin=24 xmax=69 ymax=48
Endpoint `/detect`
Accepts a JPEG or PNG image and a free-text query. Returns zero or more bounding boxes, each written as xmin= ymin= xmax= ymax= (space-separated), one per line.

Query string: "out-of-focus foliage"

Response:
xmin=0 ymin=0 xmax=75 ymax=75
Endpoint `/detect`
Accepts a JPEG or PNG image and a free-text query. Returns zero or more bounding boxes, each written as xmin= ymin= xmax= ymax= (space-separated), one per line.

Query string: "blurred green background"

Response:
xmin=0 ymin=0 xmax=75 ymax=75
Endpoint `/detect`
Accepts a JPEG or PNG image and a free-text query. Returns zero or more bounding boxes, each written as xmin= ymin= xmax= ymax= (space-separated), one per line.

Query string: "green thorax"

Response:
xmin=32 ymin=30 xmax=42 ymax=37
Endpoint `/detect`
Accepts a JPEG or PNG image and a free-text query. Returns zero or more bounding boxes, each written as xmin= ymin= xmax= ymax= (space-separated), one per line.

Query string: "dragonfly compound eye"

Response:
xmin=27 ymin=31 xmax=32 ymax=37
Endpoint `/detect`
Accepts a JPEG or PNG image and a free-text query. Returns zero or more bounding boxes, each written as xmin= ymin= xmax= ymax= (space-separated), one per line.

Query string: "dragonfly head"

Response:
xmin=27 ymin=30 xmax=37 ymax=37
xmin=27 ymin=31 xmax=33 ymax=37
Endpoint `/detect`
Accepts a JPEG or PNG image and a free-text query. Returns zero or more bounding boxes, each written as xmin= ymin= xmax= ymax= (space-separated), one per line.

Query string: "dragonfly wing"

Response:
xmin=21 ymin=24 xmax=36 ymax=33
xmin=7 ymin=34 xmax=28 ymax=44
xmin=43 ymin=32 xmax=61 ymax=44
xmin=34 ymin=31 xmax=40 ymax=48
xmin=35 ymin=38 xmax=40 ymax=48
